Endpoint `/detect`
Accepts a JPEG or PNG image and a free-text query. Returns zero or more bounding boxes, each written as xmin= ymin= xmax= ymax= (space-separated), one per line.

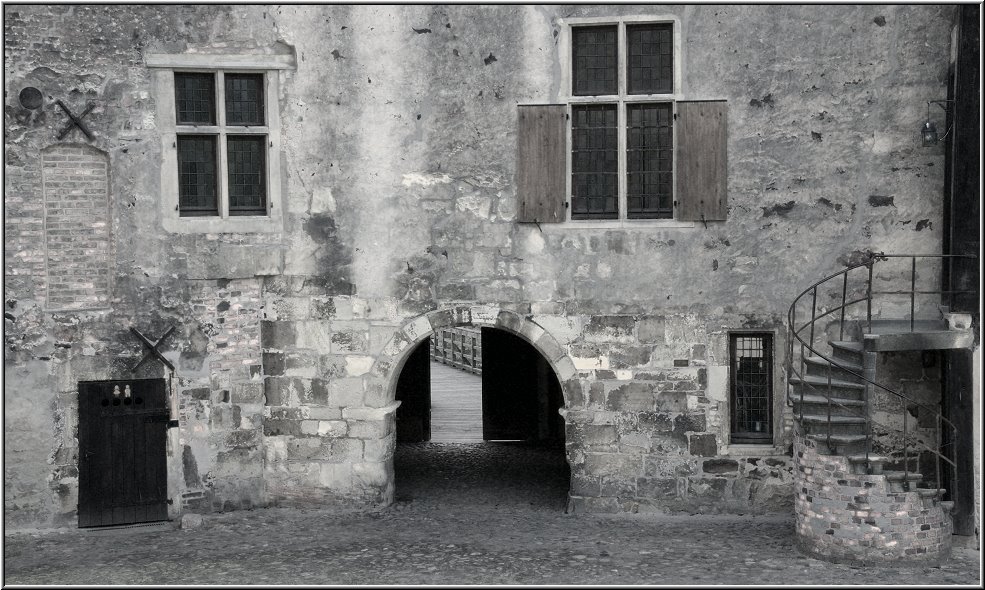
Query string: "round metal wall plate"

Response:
xmin=19 ymin=87 xmax=43 ymax=110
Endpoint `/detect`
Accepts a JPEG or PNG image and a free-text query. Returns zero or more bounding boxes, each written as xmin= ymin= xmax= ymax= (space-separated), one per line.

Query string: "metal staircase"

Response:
xmin=787 ymin=253 xmax=976 ymax=512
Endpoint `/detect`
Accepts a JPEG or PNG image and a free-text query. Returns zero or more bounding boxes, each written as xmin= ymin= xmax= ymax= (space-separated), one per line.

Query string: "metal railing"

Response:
xmin=786 ymin=252 xmax=977 ymax=494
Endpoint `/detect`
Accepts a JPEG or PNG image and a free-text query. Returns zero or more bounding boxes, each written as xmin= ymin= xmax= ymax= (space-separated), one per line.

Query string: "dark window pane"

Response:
xmin=175 ymin=73 xmax=215 ymax=125
xmin=227 ymin=135 xmax=267 ymax=215
xmin=627 ymin=103 xmax=673 ymax=219
xmin=627 ymin=23 xmax=673 ymax=94
xmin=571 ymin=104 xmax=618 ymax=220
xmin=225 ymin=74 xmax=265 ymax=126
xmin=730 ymin=334 xmax=773 ymax=444
xmin=177 ymin=135 xmax=218 ymax=216
xmin=572 ymin=25 xmax=617 ymax=96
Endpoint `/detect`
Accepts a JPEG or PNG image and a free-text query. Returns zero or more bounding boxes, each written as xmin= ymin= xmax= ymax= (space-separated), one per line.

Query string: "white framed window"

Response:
xmin=147 ymin=53 xmax=294 ymax=233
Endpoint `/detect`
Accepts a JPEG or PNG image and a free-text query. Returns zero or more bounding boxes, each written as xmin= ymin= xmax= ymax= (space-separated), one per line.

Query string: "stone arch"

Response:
xmin=366 ymin=305 xmax=578 ymax=410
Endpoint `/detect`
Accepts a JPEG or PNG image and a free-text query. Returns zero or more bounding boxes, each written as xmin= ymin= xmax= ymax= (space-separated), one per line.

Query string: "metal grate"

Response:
xmin=572 ymin=25 xmax=617 ymax=96
xmin=571 ymin=104 xmax=618 ymax=219
xmin=730 ymin=333 xmax=773 ymax=443
xmin=174 ymin=73 xmax=215 ymax=125
xmin=627 ymin=103 xmax=673 ymax=219
xmin=227 ymin=135 xmax=266 ymax=215
xmin=225 ymin=74 xmax=265 ymax=126
xmin=176 ymin=135 xmax=218 ymax=216
xmin=627 ymin=23 xmax=674 ymax=94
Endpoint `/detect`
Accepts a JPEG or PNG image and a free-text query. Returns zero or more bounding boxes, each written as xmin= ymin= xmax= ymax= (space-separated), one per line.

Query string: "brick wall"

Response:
xmin=41 ymin=144 xmax=111 ymax=310
xmin=794 ymin=426 xmax=952 ymax=564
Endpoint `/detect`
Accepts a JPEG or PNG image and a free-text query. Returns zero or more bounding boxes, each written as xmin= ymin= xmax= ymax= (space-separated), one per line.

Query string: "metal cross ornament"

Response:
xmin=55 ymin=99 xmax=95 ymax=140
xmin=130 ymin=325 xmax=176 ymax=373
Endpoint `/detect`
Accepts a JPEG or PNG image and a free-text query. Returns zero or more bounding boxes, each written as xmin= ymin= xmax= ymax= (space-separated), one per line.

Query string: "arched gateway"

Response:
xmin=363 ymin=305 xmax=578 ymax=505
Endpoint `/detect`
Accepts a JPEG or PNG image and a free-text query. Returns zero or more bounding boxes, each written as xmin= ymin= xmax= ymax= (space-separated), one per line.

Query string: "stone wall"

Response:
xmin=3 ymin=4 xmax=961 ymax=529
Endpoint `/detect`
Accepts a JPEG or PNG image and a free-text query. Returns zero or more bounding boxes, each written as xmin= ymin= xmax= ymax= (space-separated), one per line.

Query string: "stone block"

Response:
xmin=264 ymin=377 xmax=307 ymax=406
xmin=655 ymin=390 xmax=687 ymax=412
xmin=600 ymin=475 xmax=637 ymax=497
xmin=570 ymin=474 xmax=601 ymax=497
xmin=605 ymin=381 xmax=656 ymax=412
xmin=261 ymin=321 xmax=297 ymax=350
xmin=636 ymin=477 xmax=679 ymax=499
xmin=673 ymin=412 xmax=707 ymax=434
xmin=348 ymin=419 xmax=386 ymax=439
xmin=344 ymin=355 xmax=374 ymax=376
xmin=584 ymin=315 xmax=636 ymax=343
xmin=703 ymin=459 xmax=739 ymax=473
xmin=689 ymin=433 xmax=718 ymax=457
xmin=580 ymin=424 xmax=618 ymax=446
xmin=232 ymin=382 xmax=264 ymax=404
xmin=638 ymin=411 xmax=674 ymax=432
xmin=327 ymin=378 xmax=364 ymax=407
xmin=295 ymin=321 xmax=334 ymax=351
xmin=306 ymin=406 xmax=342 ymax=420
xmin=582 ymin=453 xmax=641 ymax=477
xmin=352 ymin=461 xmax=389 ymax=487
xmin=363 ymin=436 xmax=396 ymax=461
xmin=320 ymin=462 xmax=353 ymax=490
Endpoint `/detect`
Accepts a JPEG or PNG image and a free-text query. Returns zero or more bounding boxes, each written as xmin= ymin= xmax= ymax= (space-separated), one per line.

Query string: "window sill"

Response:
xmin=721 ymin=443 xmax=783 ymax=457
xmin=540 ymin=219 xmax=696 ymax=230
xmin=162 ymin=214 xmax=282 ymax=234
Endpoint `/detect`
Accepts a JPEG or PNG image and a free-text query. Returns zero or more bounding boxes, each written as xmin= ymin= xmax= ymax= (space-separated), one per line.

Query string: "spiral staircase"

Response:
xmin=787 ymin=252 xmax=976 ymax=564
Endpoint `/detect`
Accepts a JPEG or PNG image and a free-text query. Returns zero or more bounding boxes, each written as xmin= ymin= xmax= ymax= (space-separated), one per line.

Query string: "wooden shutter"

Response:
xmin=516 ymin=104 xmax=567 ymax=223
xmin=676 ymin=100 xmax=728 ymax=221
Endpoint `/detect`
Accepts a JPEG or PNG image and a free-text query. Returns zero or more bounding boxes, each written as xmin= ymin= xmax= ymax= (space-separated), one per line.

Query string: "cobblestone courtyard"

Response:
xmin=4 ymin=443 xmax=981 ymax=585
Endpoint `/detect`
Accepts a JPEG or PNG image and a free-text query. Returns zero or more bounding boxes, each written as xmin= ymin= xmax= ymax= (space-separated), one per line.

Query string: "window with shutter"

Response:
xmin=541 ymin=16 xmax=728 ymax=226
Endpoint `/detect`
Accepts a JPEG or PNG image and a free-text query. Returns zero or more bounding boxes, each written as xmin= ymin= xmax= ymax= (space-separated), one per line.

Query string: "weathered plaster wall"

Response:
xmin=4 ymin=4 xmax=959 ymax=528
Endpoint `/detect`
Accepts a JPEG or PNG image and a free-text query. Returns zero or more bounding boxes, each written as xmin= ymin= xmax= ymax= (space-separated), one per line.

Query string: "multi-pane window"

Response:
xmin=729 ymin=333 xmax=774 ymax=444
xmin=174 ymin=72 xmax=267 ymax=217
xmin=569 ymin=21 xmax=675 ymax=221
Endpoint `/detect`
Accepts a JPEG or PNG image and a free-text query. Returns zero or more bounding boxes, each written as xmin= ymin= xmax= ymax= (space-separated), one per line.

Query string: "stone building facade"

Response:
xmin=3 ymin=3 xmax=978 ymax=551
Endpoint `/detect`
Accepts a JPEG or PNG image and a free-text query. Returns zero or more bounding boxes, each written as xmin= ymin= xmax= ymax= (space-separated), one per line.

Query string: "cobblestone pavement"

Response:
xmin=4 ymin=442 xmax=981 ymax=585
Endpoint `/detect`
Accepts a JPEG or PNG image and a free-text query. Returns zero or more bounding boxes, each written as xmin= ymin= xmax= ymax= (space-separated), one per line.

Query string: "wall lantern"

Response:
xmin=921 ymin=100 xmax=954 ymax=146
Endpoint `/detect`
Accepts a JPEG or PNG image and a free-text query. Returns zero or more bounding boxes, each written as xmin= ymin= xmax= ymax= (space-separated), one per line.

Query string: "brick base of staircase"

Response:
xmin=793 ymin=424 xmax=953 ymax=565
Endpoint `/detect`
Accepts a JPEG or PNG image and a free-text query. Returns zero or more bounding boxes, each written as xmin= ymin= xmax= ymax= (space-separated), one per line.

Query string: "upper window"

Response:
xmin=146 ymin=51 xmax=293 ymax=234
xmin=568 ymin=21 xmax=677 ymax=221
xmin=174 ymin=72 xmax=268 ymax=217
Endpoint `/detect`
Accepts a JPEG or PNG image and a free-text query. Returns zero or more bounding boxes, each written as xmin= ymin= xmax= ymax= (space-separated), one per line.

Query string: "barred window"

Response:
xmin=174 ymin=71 xmax=268 ymax=217
xmin=729 ymin=333 xmax=774 ymax=444
xmin=568 ymin=20 xmax=677 ymax=221
xmin=571 ymin=104 xmax=618 ymax=219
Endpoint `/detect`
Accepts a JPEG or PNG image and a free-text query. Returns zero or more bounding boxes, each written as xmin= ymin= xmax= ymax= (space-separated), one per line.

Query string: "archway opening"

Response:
xmin=393 ymin=326 xmax=569 ymax=510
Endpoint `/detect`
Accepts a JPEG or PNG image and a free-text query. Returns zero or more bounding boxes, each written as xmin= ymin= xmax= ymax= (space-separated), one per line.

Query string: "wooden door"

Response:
xmin=78 ymin=379 xmax=169 ymax=527
xmin=395 ymin=338 xmax=432 ymax=442
xmin=481 ymin=328 xmax=538 ymax=441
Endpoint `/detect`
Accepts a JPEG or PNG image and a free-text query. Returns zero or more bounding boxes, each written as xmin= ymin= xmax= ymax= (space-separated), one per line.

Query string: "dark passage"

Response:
xmin=394 ymin=327 xmax=569 ymax=510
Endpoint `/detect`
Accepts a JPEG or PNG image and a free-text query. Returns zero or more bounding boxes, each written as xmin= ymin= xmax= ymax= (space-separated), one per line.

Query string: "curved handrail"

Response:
xmin=787 ymin=252 xmax=977 ymax=491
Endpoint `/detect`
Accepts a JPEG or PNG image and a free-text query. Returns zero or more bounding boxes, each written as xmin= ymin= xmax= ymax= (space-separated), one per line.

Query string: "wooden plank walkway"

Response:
xmin=429 ymin=361 xmax=483 ymax=443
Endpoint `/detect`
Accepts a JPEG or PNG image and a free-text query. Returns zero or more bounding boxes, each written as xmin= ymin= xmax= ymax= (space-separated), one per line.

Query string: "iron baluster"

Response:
xmin=902 ymin=398 xmax=909 ymax=491
xmin=839 ymin=271 xmax=848 ymax=341
xmin=867 ymin=261 xmax=874 ymax=333
xmin=910 ymin=256 xmax=917 ymax=332
xmin=936 ymin=413 xmax=942 ymax=495
xmin=826 ymin=365 xmax=833 ymax=448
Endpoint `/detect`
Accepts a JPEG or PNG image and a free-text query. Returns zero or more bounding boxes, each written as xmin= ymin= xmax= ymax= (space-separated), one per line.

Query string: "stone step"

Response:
xmin=789 ymin=375 xmax=866 ymax=400
xmin=846 ymin=454 xmax=889 ymax=474
xmin=915 ymin=488 xmax=946 ymax=499
xmin=788 ymin=393 xmax=866 ymax=417
xmin=804 ymin=355 xmax=865 ymax=383
xmin=829 ymin=340 xmax=865 ymax=364
xmin=940 ymin=500 xmax=955 ymax=513
xmin=884 ymin=471 xmax=925 ymax=482
xmin=806 ymin=433 xmax=867 ymax=455
xmin=800 ymin=419 xmax=868 ymax=437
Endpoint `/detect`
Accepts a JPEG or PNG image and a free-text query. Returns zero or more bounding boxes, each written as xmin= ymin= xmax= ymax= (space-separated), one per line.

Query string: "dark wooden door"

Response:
xmin=78 ymin=379 xmax=169 ymax=527
xmin=395 ymin=339 xmax=432 ymax=442
xmin=481 ymin=328 xmax=538 ymax=441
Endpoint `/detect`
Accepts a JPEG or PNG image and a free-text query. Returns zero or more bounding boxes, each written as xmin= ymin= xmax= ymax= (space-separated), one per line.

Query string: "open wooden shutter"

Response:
xmin=676 ymin=100 xmax=728 ymax=221
xmin=516 ymin=104 xmax=567 ymax=223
